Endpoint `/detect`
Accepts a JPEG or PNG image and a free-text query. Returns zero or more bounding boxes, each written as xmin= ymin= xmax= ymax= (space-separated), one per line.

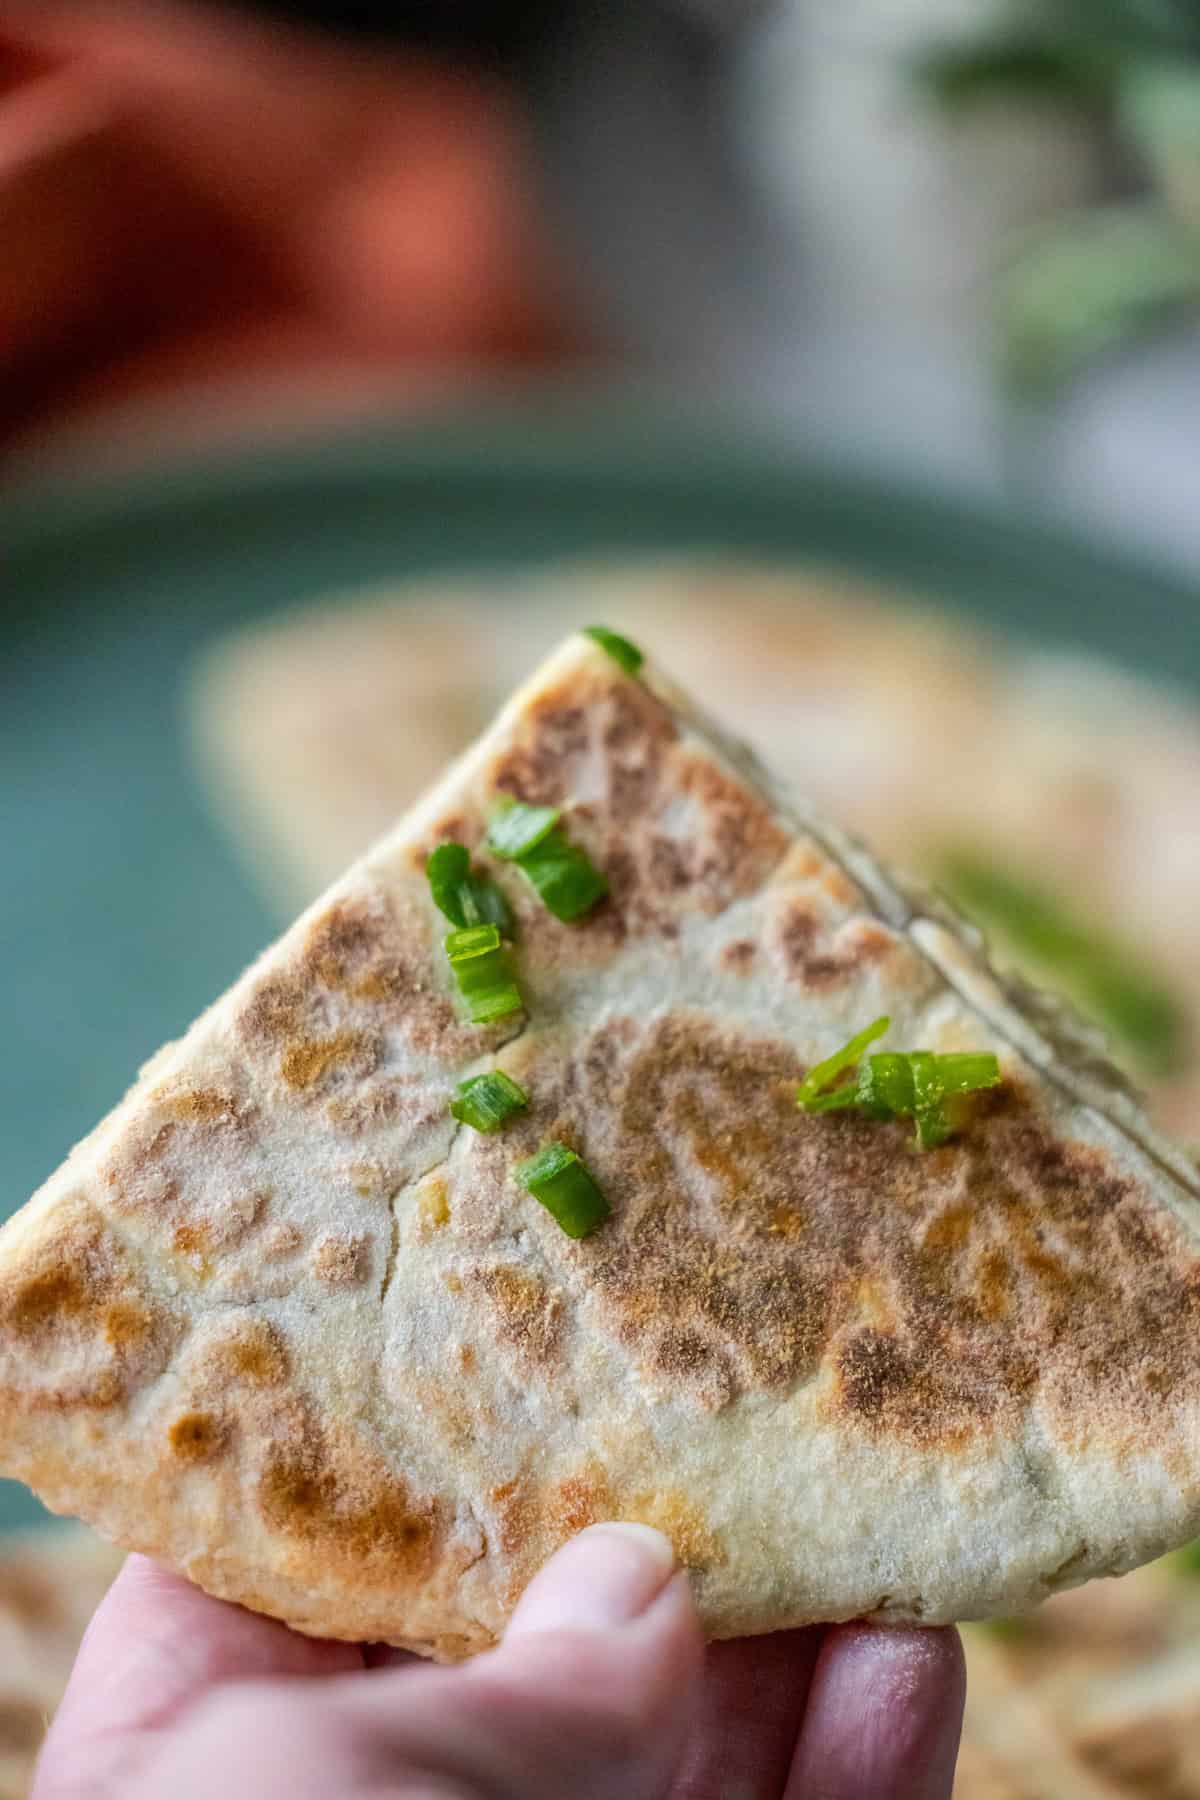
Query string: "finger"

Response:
xmin=784 ymin=1624 xmax=966 ymax=1800
xmin=435 ymin=1524 xmax=704 ymax=1800
xmin=203 ymin=1523 xmax=700 ymax=1800
xmin=668 ymin=1630 xmax=823 ymax=1800
xmin=35 ymin=1555 xmax=361 ymax=1800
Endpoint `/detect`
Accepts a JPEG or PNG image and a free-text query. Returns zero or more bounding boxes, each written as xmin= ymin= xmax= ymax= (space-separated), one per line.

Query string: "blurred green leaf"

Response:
xmin=918 ymin=39 xmax=1115 ymax=112
xmin=998 ymin=204 xmax=1200 ymax=396
xmin=1165 ymin=1537 xmax=1200 ymax=1576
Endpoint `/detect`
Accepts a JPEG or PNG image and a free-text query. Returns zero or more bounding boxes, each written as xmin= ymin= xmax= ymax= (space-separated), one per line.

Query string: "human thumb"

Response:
xmin=118 ymin=1524 xmax=704 ymax=1800
xmin=375 ymin=1523 xmax=704 ymax=1800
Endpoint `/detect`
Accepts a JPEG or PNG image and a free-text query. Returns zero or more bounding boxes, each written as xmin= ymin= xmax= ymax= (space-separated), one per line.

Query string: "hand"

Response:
xmin=35 ymin=1525 xmax=964 ymax=1799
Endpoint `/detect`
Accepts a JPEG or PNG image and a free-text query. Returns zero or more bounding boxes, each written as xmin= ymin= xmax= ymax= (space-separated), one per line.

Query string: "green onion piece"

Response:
xmin=487 ymin=801 xmax=561 ymax=861
xmin=804 ymin=1036 xmax=1001 ymax=1149
xmin=584 ymin=625 xmax=644 ymax=675
xmin=909 ymin=1052 xmax=951 ymax=1151
xmin=518 ymin=1142 xmax=610 ymax=1240
xmin=857 ymin=1053 xmax=915 ymax=1120
xmin=460 ymin=873 xmax=515 ymax=936
xmin=427 ymin=843 xmax=471 ymax=924
xmin=489 ymin=801 xmax=608 ymax=923
xmin=936 ymin=1053 xmax=1002 ymax=1097
xmin=797 ymin=1017 xmax=891 ymax=1113
xmin=444 ymin=925 xmax=522 ymax=1025
xmin=426 ymin=842 xmax=514 ymax=937
xmin=517 ymin=830 xmax=608 ymax=922
xmin=804 ymin=1083 xmax=864 ymax=1116
xmin=450 ymin=1069 xmax=528 ymax=1133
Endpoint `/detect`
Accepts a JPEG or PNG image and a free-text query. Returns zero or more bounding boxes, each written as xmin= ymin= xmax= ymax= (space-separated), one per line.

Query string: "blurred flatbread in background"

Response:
xmin=956 ymin=1555 xmax=1200 ymax=1796
xmin=0 ymin=1527 xmax=122 ymax=1799
xmin=190 ymin=558 xmax=1200 ymax=1135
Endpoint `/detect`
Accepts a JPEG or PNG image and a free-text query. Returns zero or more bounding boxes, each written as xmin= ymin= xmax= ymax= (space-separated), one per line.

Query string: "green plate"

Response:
xmin=3 ymin=402 xmax=1199 ymax=1533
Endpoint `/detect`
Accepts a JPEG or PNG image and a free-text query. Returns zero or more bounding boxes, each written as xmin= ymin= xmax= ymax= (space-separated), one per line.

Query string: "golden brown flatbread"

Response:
xmin=4 ymin=633 xmax=1200 ymax=1656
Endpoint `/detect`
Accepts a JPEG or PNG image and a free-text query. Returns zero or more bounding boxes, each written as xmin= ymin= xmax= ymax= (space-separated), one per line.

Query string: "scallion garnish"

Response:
xmin=450 ymin=1069 xmax=529 ymax=1133
xmin=798 ymin=1022 xmax=1000 ymax=1150
xmin=517 ymin=1142 xmax=610 ymax=1239
xmin=444 ymin=924 xmax=522 ymax=1025
xmin=796 ymin=1017 xmax=891 ymax=1112
xmin=487 ymin=801 xmax=608 ymax=923
xmin=427 ymin=842 xmax=514 ymax=937
xmin=935 ymin=1053 xmax=1004 ymax=1096
xmin=909 ymin=1052 xmax=951 ymax=1151
xmin=584 ymin=625 xmax=643 ymax=675
xmin=486 ymin=801 xmax=561 ymax=862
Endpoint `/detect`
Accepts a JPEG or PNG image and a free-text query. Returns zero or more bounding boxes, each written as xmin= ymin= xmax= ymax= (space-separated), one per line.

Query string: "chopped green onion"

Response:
xmin=427 ymin=842 xmax=514 ymax=937
xmin=517 ymin=833 xmax=608 ymax=922
xmin=909 ymin=1053 xmax=951 ymax=1151
xmin=518 ymin=1142 xmax=610 ymax=1239
xmin=936 ymin=1053 xmax=1002 ymax=1097
xmin=856 ymin=1052 xmax=915 ymax=1120
xmin=797 ymin=1017 xmax=891 ymax=1112
xmin=427 ymin=842 xmax=470 ymax=919
xmin=487 ymin=800 xmax=608 ymax=923
xmin=450 ymin=1069 xmax=528 ymax=1133
xmin=803 ymin=1083 xmax=864 ymax=1116
xmin=938 ymin=850 xmax=1188 ymax=1075
xmin=799 ymin=1023 xmax=1002 ymax=1150
xmin=444 ymin=925 xmax=522 ymax=1025
xmin=487 ymin=801 xmax=561 ymax=862
xmin=584 ymin=625 xmax=643 ymax=675
xmin=462 ymin=879 xmax=515 ymax=936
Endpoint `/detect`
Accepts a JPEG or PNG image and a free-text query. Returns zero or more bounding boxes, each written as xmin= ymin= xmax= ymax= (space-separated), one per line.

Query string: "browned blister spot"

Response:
xmin=721 ymin=939 xmax=758 ymax=974
xmin=327 ymin=1082 xmax=443 ymax=1142
xmin=258 ymin=1427 xmax=443 ymax=1585
xmin=490 ymin=1459 xmax=613 ymax=1561
xmin=465 ymin=1265 xmax=564 ymax=1369
xmin=312 ymin=1233 xmax=370 ymax=1287
xmin=496 ymin=1014 xmax=1200 ymax=1453
xmin=624 ymin=1490 xmax=727 ymax=1571
xmin=153 ymin=1087 xmax=245 ymax=1127
xmin=206 ymin=1319 xmax=291 ymax=1387
xmin=490 ymin=1458 xmax=724 ymax=1585
xmin=262 ymin=1222 xmax=304 ymax=1261
xmin=103 ymin=1301 xmax=156 ymax=1352
xmin=281 ymin=1030 xmax=379 ymax=1092
xmin=774 ymin=901 xmax=896 ymax=991
xmin=168 ymin=1411 xmax=224 ymax=1462
xmin=239 ymin=893 xmax=477 ymax=1089
xmin=103 ymin=1096 xmax=268 ymax=1266
xmin=0 ymin=1217 xmax=176 ymax=1412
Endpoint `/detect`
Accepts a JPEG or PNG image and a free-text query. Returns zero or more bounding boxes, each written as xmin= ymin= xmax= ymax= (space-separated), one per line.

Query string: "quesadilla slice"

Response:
xmin=4 ymin=631 xmax=1200 ymax=1657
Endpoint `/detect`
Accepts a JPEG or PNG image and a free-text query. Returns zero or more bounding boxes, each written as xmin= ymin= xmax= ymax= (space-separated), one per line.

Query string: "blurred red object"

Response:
xmin=0 ymin=1 xmax=580 ymax=458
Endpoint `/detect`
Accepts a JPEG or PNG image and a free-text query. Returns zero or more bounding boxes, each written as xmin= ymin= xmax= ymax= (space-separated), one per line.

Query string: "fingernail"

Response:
xmin=506 ymin=1523 xmax=678 ymax=1638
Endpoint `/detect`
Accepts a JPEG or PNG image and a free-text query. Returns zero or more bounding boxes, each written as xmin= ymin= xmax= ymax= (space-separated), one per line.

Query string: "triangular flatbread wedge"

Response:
xmin=3 ymin=633 xmax=1200 ymax=1659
